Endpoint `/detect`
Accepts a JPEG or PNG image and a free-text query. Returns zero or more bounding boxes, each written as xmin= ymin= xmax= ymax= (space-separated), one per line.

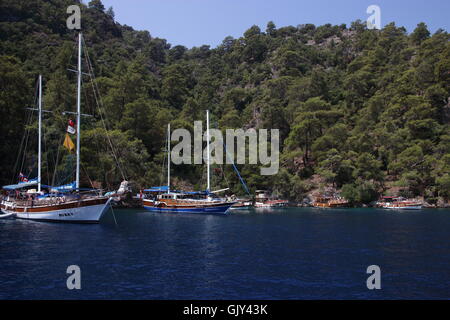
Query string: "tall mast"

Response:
xmin=167 ymin=123 xmax=171 ymax=194
xmin=38 ymin=75 xmax=42 ymax=193
xmin=206 ymin=110 xmax=210 ymax=192
xmin=76 ymin=33 xmax=82 ymax=190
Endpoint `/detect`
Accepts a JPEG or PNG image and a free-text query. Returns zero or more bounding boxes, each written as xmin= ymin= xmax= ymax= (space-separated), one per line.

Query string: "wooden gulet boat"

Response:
xmin=312 ymin=196 xmax=349 ymax=208
xmin=377 ymin=197 xmax=423 ymax=210
xmin=0 ymin=33 xmax=111 ymax=223
xmin=254 ymin=190 xmax=288 ymax=208
xmin=142 ymin=111 xmax=236 ymax=214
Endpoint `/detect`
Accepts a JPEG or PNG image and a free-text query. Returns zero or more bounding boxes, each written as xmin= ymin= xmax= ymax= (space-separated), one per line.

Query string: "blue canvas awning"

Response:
xmin=183 ymin=190 xmax=208 ymax=195
xmin=144 ymin=186 xmax=169 ymax=192
xmin=3 ymin=179 xmax=39 ymax=190
xmin=50 ymin=182 xmax=76 ymax=192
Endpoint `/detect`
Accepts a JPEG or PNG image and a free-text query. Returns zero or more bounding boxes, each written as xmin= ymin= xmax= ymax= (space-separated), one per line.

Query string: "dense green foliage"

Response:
xmin=0 ymin=0 xmax=449 ymax=203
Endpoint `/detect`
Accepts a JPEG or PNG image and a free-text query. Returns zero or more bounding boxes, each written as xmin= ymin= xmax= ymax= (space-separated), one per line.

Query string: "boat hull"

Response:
xmin=382 ymin=206 xmax=422 ymax=210
xmin=229 ymin=206 xmax=252 ymax=210
xmin=142 ymin=200 xmax=234 ymax=215
xmin=0 ymin=197 xmax=111 ymax=223
xmin=254 ymin=202 xmax=288 ymax=208
xmin=312 ymin=204 xmax=349 ymax=208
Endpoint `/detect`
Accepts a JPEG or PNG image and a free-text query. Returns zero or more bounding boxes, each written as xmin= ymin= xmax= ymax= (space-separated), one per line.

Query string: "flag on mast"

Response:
xmin=67 ymin=119 xmax=76 ymax=134
xmin=63 ymin=133 xmax=75 ymax=152
xmin=19 ymin=172 xmax=28 ymax=182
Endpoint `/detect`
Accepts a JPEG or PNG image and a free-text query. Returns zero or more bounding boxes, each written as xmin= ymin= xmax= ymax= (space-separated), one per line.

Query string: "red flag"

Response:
xmin=19 ymin=172 xmax=28 ymax=182
xmin=67 ymin=119 xmax=76 ymax=134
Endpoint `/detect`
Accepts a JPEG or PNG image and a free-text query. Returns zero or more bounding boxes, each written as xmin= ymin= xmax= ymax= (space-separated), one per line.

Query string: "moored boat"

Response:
xmin=377 ymin=196 xmax=422 ymax=210
xmin=254 ymin=190 xmax=288 ymax=208
xmin=312 ymin=195 xmax=349 ymax=208
xmin=0 ymin=33 xmax=112 ymax=223
xmin=142 ymin=111 xmax=236 ymax=215
xmin=1 ymin=191 xmax=110 ymax=223
xmin=143 ymin=191 xmax=235 ymax=214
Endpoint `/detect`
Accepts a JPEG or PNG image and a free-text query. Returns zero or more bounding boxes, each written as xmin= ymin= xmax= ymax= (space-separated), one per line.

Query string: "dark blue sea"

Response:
xmin=1 ymin=208 xmax=449 ymax=299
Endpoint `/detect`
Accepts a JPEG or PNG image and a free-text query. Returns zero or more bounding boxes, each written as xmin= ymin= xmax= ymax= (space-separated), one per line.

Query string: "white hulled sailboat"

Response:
xmin=0 ymin=33 xmax=111 ymax=223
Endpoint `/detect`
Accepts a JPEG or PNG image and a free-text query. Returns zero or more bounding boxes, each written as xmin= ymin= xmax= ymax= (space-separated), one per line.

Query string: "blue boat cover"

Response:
xmin=2 ymin=179 xmax=39 ymax=190
xmin=50 ymin=182 xmax=76 ymax=192
xmin=183 ymin=190 xmax=209 ymax=195
xmin=144 ymin=186 xmax=169 ymax=192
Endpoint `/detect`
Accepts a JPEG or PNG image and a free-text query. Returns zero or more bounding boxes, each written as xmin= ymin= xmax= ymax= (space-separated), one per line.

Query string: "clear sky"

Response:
xmin=99 ymin=0 xmax=449 ymax=48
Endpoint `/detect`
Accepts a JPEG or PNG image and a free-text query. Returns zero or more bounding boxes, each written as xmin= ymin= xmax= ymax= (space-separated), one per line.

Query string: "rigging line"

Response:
xmin=40 ymin=98 xmax=58 ymax=187
xmin=160 ymin=130 xmax=170 ymax=188
xmin=12 ymin=108 xmax=33 ymax=183
xmin=221 ymin=137 xmax=251 ymax=196
xmin=87 ymin=71 xmax=126 ymax=180
xmin=19 ymin=112 xmax=33 ymax=179
xmin=222 ymin=164 xmax=230 ymax=189
xmin=82 ymin=37 xmax=126 ymax=181
xmin=51 ymin=126 xmax=63 ymax=186
xmin=109 ymin=203 xmax=118 ymax=227
xmin=57 ymin=164 xmax=76 ymax=187
xmin=86 ymin=62 xmax=127 ymax=182
xmin=81 ymin=162 xmax=96 ymax=192
xmin=53 ymin=110 xmax=76 ymax=186
xmin=11 ymin=79 xmax=39 ymax=183
xmin=65 ymin=37 xmax=77 ymax=75
xmin=159 ymin=148 xmax=167 ymax=188
xmin=41 ymin=123 xmax=50 ymax=186
xmin=47 ymin=132 xmax=59 ymax=185
xmin=79 ymin=50 xmax=107 ymax=186
xmin=19 ymin=79 xmax=41 ymax=178
xmin=86 ymin=70 xmax=127 ymax=182
xmin=92 ymin=122 xmax=109 ymax=189
xmin=211 ymin=119 xmax=250 ymax=195
xmin=51 ymin=135 xmax=65 ymax=186
xmin=82 ymin=83 xmax=117 ymax=191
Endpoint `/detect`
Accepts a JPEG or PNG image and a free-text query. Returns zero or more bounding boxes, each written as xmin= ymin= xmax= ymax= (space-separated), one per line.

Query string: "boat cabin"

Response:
xmin=255 ymin=190 xmax=271 ymax=201
xmin=158 ymin=193 xmax=180 ymax=200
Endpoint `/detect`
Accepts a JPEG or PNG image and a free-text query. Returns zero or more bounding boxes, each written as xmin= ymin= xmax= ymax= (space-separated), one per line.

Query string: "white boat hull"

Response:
xmin=1 ymin=198 xmax=111 ymax=223
xmin=382 ymin=206 xmax=422 ymax=210
xmin=254 ymin=203 xmax=287 ymax=208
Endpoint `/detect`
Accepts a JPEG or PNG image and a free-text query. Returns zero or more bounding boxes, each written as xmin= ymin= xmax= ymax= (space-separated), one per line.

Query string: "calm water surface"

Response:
xmin=0 ymin=208 xmax=449 ymax=299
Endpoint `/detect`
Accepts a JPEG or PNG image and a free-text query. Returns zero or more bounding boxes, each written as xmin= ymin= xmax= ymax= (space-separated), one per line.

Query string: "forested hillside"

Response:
xmin=1 ymin=0 xmax=449 ymax=205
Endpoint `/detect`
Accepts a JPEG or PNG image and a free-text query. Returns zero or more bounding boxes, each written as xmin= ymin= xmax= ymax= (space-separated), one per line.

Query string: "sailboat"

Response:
xmin=142 ymin=110 xmax=236 ymax=214
xmin=0 ymin=33 xmax=111 ymax=223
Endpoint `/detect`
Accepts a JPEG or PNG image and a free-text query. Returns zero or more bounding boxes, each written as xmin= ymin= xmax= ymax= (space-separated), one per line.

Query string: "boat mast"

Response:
xmin=167 ymin=123 xmax=170 ymax=194
xmin=38 ymin=75 xmax=42 ymax=193
xmin=76 ymin=33 xmax=82 ymax=190
xmin=206 ymin=110 xmax=210 ymax=192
